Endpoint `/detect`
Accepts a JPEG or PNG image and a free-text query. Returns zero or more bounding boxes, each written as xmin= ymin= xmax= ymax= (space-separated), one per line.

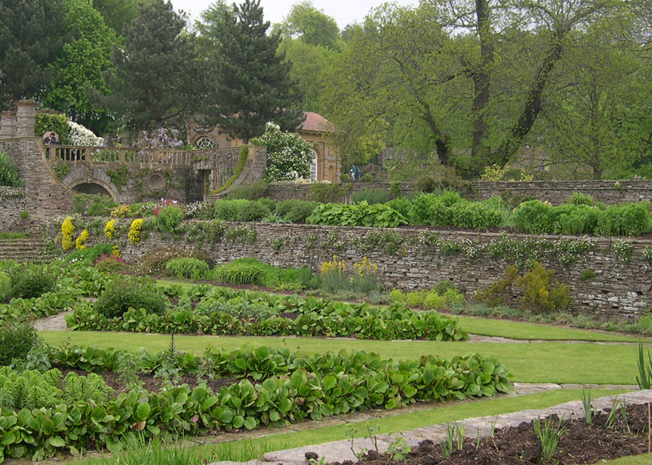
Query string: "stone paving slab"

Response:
xmin=210 ymin=390 xmax=652 ymax=465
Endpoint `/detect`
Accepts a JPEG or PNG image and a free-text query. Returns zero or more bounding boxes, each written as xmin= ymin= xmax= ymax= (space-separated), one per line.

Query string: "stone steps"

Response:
xmin=0 ymin=238 xmax=58 ymax=263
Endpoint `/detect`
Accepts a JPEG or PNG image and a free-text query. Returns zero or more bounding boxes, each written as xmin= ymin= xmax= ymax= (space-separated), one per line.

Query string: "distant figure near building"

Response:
xmin=43 ymin=132 xmax=58 ymax=145
xmin=350 ymin=164 xmax=361 ymax=181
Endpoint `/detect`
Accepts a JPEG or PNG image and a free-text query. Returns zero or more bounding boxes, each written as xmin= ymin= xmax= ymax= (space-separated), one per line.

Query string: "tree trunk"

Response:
xmin=470 ymin=0 xmax=494 ymax=171
xmin=492 ymin=32 xmax=566 ymax=166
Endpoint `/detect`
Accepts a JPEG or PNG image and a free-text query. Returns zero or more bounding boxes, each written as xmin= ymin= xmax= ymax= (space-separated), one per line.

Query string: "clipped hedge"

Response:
xmin=0 ymin=345 xmax=511 ymax=461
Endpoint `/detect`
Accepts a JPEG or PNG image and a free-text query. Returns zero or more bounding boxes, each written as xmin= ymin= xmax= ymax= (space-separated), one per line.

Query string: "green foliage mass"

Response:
xmin=40 ymin=0 xmax=116 ymax=135
xmin=0 ymin=152 xmax=22 ymax=187
xmin=165 ymin=258 xmax=211 ymax=280
xmin=35 ymin=113 xmax=71 ymax=144
xmin=199 ymin=0 xmax=304 ymax=142
xmin=0 ymin=0 xmax=66 ymax=106
xmin=94 ymin=276 xmax=168 ymax=318
xmin=307 ymin=201 xmax=408 ymax=228
xmin=0 ymin=322 xmax=38 ymax=366
xmin=101 ymin=0 xmax=203 ymax=130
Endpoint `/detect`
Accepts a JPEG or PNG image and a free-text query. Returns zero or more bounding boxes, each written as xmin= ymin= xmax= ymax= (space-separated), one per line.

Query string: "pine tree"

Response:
xmin=101 ymin=0 xmax=203 ymax=131
xmin=200 ymin=0 xmax=305 ymax=143
xmin=0 ymin=0 xmax=67 ymax=108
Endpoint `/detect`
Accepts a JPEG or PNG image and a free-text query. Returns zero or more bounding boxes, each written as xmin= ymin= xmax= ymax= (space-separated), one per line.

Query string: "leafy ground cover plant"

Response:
xmin=307 ymin=202 xmax=408 ymax=228
xmin=0 ymin=342 xmax=511 ymax=461
xmin=68 ymin=283 xmax=468 ymax=341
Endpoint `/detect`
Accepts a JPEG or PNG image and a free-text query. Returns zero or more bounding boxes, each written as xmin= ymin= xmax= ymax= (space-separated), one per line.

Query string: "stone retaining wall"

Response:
xmin=266 ymin=180 xmax=652 ymax=205
xmin=102 ymin=221 xmax=652 ymax=320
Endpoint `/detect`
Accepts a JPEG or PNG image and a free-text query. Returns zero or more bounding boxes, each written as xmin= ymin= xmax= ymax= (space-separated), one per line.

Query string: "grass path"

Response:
xmin=40 ymin=331 xmax=645 ymax=385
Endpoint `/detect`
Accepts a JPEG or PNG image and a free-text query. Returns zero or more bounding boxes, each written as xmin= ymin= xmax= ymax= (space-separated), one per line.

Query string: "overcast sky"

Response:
xmin=170 ymin=0 xmax=418 ymax=29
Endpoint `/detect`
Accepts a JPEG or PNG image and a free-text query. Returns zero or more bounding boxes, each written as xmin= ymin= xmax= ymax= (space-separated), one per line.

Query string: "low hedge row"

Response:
xmin=1 ymin=345 xmax=511 ymax=461
xmin=67 ymin=300 xmax=468 ymax=341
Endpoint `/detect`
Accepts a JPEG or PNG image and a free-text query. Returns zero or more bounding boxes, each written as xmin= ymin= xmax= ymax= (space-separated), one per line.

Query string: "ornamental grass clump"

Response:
xmin=165 ymin=257 xmax=211 ymax=280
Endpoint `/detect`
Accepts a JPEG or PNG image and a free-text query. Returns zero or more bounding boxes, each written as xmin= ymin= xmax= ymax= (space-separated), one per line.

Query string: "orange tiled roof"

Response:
xmin=299 ymin=112 xmax=335 ymax=133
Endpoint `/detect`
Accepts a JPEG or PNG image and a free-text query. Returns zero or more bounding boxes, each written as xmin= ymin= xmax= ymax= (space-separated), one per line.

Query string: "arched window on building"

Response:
xmin=195 ymin=136 xmax=216 ymax=149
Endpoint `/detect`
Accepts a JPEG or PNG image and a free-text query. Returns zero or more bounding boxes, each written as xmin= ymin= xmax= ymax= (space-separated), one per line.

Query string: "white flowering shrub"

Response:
xmin=68 ymin=121 xmax=104 ymax=147
xmin=252 ymin=122 xmax=314 ymax=182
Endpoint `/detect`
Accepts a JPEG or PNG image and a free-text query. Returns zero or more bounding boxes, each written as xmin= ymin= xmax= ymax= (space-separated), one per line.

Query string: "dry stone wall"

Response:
xmin=266 ymin=180 xmax=652 ymax=206
xmin=107 ymin=221 xmax=652 ymax=320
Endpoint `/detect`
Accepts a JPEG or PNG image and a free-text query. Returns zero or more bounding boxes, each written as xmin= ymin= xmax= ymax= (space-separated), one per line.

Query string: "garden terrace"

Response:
xmin=54 ymin=216 xmax=652 ymax=319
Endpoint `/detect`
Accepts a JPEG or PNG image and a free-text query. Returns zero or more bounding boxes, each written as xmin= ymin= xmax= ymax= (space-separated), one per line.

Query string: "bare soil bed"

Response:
xmin=324 ymin=403 xmax=650 ymax=465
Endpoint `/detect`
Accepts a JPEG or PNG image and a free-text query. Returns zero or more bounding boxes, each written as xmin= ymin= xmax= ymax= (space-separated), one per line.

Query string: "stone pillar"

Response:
xmin=0 ymin=111 xmax=16 ymax=139
xmin=16 ymin=100 xmax=37 ymax=138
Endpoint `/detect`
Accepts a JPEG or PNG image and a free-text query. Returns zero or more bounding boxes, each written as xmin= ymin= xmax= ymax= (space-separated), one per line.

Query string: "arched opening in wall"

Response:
xmin=72 ymin=183 xmax=112 ymax=198
xmin=309 ymin=147 xmax=320 ymax=181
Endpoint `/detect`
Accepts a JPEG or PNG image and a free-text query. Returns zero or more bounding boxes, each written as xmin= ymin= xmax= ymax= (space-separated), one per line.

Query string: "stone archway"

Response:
xmin=62 ymin=167 xmax=121 ymax=202
xmin=71 ymin=183 xmax=113 ymax=197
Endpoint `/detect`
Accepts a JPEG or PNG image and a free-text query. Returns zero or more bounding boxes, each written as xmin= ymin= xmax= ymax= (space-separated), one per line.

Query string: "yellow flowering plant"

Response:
xmin=104 ymin=219 xmax=116 ymax=239
xmin=75 ymin=229 xmax=89 ymax=249
xmin=61 ymin=216 xmax=75 ymax=251
xmin=128 ymin=219 xmax=143 ymax=245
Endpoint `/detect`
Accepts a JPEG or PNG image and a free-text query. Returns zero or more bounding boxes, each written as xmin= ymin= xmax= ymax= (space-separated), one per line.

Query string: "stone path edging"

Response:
xmin=210 ymin=389 xmax=651 ymax=465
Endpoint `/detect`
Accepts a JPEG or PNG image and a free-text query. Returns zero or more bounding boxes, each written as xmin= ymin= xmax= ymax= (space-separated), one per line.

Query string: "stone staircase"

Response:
xmin=0 ymin=238 xmax=59 ymax=263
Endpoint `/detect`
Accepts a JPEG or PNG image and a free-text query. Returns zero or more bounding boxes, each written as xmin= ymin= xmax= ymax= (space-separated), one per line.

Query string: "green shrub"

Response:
xmin=360 ymin=173 xmax=374 ymax=182
xmin=414 ymin=175 xmax=438 ymax=193
xmin=65 ymin=243 xmax=114 ymax=264
xmin=517 ymin=261 xmax=571 ymax=313
xmin=72 ymin=193 xmax=117 ymax=215
xmin=474 ymin=265 xmax=519 ymax=307
xmin=0 ymin=322 xmax=38 ymax=366
xmin=0 ymin=152 xmax=22 ymax=187
xmin=165 ymin=258 xmax=211 ymax=280
xmin=385 ymin=196 xmax=412 ymax=219
xmin=155 ymin=205 xmax=185 ymax=235
xmin=566 ymin=192 xmax=597 ymax=206
xmin=351 ymin=189 xmax=390 ymax=205
xmin=35 ymin=113 xmax=70 ymax=144
xmin=0 ymin=271 xmax=11 ymax=303
xmin=597 ymin=202 xmax=652 ymax=237
xmin=306 ymin=202 xmax=407 ymax=228
xmin=236 ymin=200 xmax=270 ymax=222
xmin=511 ymin=200 xmax=558 ymax=234
xmin=390 ymin=181 xmax=401 ymax=199
xmin=224 ymin=180 xmax=269 ymax=200
xmin=214 ymin=199 xmax=250 ymax=221
xmin=554 ymin=204 xmax=601 ymax=235
xmin=11 ymin=266 xmax=56 ymax=299
xmin=94 ymin=277 xmax=169 ymax=318
xmin=310 ymin=182 xmax=351 ymax=203
xmin=275 ymin=199 xmax=318 ymax=223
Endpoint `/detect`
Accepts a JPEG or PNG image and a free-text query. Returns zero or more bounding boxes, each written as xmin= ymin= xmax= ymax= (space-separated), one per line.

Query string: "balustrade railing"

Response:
xmin=45 ymin=145 xmax=206 ymax=166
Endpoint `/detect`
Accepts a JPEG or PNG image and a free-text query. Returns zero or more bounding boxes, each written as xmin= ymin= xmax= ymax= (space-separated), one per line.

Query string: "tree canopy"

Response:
xmin=0 ymin=0 xmax=67 ymax=107
xmin=199 ymin=0 xmax=305 ymax=143
xmin=100 ymin=0 xmax=204 ymax=131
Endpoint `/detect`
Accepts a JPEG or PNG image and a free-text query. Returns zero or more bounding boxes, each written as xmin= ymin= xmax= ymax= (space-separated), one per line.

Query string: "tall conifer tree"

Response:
xmin=101 ymin=0 xmax=203 ymax=130
xmin=200 ymin=0 xmax=304 ymax=143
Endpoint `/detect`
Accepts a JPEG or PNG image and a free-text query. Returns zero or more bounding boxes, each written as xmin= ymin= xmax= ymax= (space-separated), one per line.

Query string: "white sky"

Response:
xmin=171 ymin=0 xmax=418 ymax=29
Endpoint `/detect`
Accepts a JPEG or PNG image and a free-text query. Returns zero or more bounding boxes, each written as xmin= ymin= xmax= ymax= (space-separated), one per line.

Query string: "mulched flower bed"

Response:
xmin=323 ymin=403 xmax=651 ymax=465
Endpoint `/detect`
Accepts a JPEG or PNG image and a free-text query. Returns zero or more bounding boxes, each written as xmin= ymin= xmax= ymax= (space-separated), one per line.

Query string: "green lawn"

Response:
xmin=40 ymin=331 xmax=646 ymax=385
xmin=38 ymin=283 xmax=650 ymax=464
xmin=456 ymin=315 xmax=645 ymax=342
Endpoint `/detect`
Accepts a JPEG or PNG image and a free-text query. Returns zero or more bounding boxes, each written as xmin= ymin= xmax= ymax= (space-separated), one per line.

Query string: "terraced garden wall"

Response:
xmin=266 ymin=180 xmax=652 ymax=205
xmin=112 ymin=222 xmax=652 ymax=319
